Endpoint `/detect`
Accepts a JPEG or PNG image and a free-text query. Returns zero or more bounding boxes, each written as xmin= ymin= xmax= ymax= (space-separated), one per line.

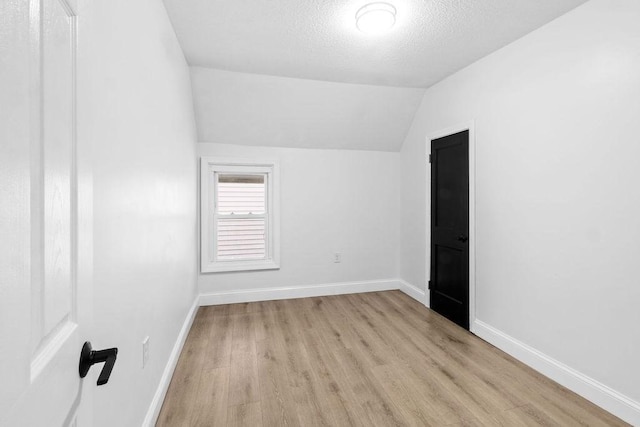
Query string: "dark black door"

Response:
xmin=430 ymin=130 xmax=469 ymax=330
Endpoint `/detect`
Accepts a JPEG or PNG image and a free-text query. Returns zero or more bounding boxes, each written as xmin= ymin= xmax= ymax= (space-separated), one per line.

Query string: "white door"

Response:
xmin=1 ymin=0 xmax=94 ymax=425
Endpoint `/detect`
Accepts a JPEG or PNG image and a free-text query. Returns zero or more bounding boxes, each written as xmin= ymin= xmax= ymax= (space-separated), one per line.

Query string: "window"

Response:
xmin=201 ymin=157 xmax=280 ymax=272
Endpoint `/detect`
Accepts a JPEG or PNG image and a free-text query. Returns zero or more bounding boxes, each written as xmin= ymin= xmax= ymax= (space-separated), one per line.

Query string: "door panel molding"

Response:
xmin=425 ymin=121 xmax=476 ymax=330
xmin=29 ymin=0 xmax=79 ymax=382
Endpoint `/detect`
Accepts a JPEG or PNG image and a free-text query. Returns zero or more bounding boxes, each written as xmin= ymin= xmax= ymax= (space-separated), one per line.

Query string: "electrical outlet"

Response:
xmin=334 ymin=252 xmax=341 ymax=263
xmin=142 ymin=336 xmax=150 ymax=368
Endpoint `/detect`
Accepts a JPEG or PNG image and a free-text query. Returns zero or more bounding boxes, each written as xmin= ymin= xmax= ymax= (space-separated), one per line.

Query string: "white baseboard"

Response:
xmin=398 ymin=279 xmax=426 ymax=305
xmin=199 ymin=279 xmax=400 ymax=306
xmin=473 ymin=320 xmax=640 ymax=426
xmin=142 ymin=296 xmax=199 ymax=427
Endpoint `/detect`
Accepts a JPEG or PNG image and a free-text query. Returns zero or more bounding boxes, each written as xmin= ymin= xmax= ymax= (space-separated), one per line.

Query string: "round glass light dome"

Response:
xmin=355 ymin=2 xmax=397 ymax=34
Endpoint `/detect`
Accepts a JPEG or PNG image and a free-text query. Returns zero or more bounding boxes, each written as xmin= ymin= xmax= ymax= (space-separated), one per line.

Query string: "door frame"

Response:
xmin=425 ymin=121 xmax=476 ymax=332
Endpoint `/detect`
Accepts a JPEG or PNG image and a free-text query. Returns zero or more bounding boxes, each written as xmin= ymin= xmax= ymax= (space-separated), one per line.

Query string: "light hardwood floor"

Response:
xmin=156 ymin=291 xmax=627 ymax=426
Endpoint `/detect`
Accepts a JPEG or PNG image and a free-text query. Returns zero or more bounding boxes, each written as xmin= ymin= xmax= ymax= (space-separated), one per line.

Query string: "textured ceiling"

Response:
xmin=163 ymin=0 xmax=588 ymax=88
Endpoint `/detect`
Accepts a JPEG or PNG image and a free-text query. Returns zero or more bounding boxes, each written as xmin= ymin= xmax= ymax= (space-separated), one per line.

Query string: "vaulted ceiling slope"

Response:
xmin=164 ymin=0 xmax=588 ymax=88
xmin=168 ymin=0 xmax=589 ymax=151
xmin=191 ymin=67 xmax=425 ymax=151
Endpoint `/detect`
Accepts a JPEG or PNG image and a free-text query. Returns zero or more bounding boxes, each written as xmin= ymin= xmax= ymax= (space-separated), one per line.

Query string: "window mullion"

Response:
xmin=218 ymin=213 xmax=265 ymax=220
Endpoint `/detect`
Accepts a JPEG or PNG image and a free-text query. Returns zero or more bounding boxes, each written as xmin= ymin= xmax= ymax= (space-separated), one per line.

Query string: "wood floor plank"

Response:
xmin=156 ymin=309 xmax=211 ymax=426
xmin=282 ymin=298 xmax=315 ymax=331
xmin=290 ymin=377 xmax=337 ymax=427
xmin=371 ymin=363 xmax=443 ymax=426
xmin=388 ymin=362 xmax=463 ymax=425
xmin=347 ymin=293 xmax=495 ymax=425
xmin=228 ymin=314 xmax=260 ymax=407
xmin=301 ymin=328 xmax=370 ymax=427
xmin=498 ymin=404 xmax=558 ymax=427
xmin=228 ymin=349 xmax=260 ymax=407
xmin=256 ymin=338 xmax=299 ymax=427
xmin=354 ymin=292 xmax=525 ymax=419
xmin=254 ymin=308 xmax=272 ymax=342
xmin=190 ymin=367 xmax=229 ymax=426
xmin=228 ymin=301 xmax=261 ymax=316
xmin=305 ymin=297 xmax=355 ymax=352
xmin=227 ymin=402 xmax=262 ymax=427
xmin=376 ymin=291 xmax=627 ymax=426
xmin=331 ymin=295 xmax=395 ymax=368
xmin=260 ymin=397 xmax=300 ymax=427
xmin=157 ymin=292 xmax=629 ymax=427
xmin=275 ymin=310 xmax=337 ymax=426
xmin=231 ymin=312 xmax=257 ymax=354
xmin=270 ymin=307 xmax=312 ymax=389
xmin=325 ymin=343 xmax=407 ymax=426
xmin=202 ymin=309 xmax=233 ymax=370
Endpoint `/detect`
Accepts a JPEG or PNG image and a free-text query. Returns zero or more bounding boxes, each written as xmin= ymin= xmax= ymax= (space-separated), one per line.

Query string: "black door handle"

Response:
xmin=457 ymin=234 xmax=468 ymax=243
xmin=79 ymin=341 xmax=118 ymax=386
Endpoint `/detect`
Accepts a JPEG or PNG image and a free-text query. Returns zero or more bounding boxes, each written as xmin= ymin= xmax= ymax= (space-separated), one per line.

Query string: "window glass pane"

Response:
xmin=216 ymin=173 xmax=266 ymax=261
xmin=217 ymin=174 xmax=265 ymax=215
xmin=217 ymin=217 xmax=265 ymax=260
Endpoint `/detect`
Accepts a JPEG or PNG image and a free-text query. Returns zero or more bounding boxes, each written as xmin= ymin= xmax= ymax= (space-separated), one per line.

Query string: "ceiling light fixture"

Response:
xmin=355 ymin=2 xmax=397 ymax=34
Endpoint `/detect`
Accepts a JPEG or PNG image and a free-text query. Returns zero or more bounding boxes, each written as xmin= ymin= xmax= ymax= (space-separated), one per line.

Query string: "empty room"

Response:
xmin=1 ymin=0 xmax=639 ymax=425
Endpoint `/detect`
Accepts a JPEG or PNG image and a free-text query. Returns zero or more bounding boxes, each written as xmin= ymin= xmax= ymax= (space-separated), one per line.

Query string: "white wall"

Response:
xmin=400 ymin=0 xmax=640 ymax=421
xmin=78 ymin=0 xmax=198 ymax=426
xmin=191 ymin=67 xmax=424 ymax=152
xmin=199 ymin=143 xmax=400 ymax=296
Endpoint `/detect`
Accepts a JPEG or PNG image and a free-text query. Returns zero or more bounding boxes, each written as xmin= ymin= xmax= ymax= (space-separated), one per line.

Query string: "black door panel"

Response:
xmin=430 ymin=130 xmax=469 ymax=330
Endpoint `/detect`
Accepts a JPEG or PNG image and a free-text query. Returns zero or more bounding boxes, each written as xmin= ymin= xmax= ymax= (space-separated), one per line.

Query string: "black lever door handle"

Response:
xmin=457 ymin=234 xmax=469 ymax=243
xmin=79 ymin=341 xmax=118 ymax=386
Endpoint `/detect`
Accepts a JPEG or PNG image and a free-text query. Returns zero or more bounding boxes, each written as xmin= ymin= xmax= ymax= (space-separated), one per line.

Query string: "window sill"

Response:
xmin=201 ymin=259 xmax=280 ymax=274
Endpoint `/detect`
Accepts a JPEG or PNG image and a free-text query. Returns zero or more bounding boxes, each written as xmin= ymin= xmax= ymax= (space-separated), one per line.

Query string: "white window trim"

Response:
xmin=200 ymin=157 xmax=280 ymax=273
